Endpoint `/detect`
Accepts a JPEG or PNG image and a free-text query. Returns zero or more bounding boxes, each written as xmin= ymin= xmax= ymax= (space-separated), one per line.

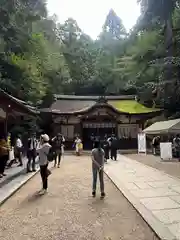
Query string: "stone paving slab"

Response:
xmin=0 ymin=159 xmax=28 ymax=186
xmin=0 ymin=156 xmax=159 ymax=240
xmin=0 ymin=167 xmax=40 ymax=206
xmin=104 ymin=155 xmax=180 ymax=240
xmin=0 ymin=157 xmax=39 ymax=188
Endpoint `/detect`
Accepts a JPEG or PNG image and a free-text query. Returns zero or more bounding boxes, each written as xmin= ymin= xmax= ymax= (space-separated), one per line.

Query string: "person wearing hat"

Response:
xmin=36 ymin=134 xmax=51 ymax=194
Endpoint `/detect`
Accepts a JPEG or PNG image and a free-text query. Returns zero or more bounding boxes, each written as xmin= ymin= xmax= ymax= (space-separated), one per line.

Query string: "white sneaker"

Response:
xmin=39 ymin=189 xmax=47 ymax=195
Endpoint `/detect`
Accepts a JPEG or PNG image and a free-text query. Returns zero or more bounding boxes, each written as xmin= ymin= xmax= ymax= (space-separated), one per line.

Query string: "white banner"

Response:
xmin=138 ymin=133 xmax=146 ymax=154
xmin=160 ymin=142 xmax=172 ymax=160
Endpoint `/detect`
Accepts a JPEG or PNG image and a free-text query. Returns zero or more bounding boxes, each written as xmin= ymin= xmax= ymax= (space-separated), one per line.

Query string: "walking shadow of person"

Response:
xmin=21 ymin=190 xmax=45 ymax=206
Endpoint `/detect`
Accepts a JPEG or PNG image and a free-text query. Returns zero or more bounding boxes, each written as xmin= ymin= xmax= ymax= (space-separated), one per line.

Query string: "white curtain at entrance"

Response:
xmin=118 ymin=124 xmax=138 ymax=138
xmin=61 ymin=125 xmax=74 ymax=139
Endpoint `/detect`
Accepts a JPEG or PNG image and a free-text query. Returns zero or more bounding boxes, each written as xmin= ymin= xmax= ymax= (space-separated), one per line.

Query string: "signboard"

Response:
xmin=160 ymin=142 xmax=172 ymax=160
xmin=138 ymin=133 xmax=146 ymax=154
xmin=82 ymin=122 xmax=116 ymax=128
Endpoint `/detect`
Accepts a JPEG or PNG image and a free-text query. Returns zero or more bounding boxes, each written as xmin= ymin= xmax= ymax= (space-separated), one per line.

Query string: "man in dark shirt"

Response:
xmin=52 ymin=133 xmax=65 ymax=167
xmin=108 ymin=134 xmax=118 ymax=161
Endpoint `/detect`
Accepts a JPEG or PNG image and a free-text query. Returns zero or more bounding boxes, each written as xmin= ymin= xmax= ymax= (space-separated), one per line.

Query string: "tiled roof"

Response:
xmin=109 ymin=100 xmax=161 ymax=114
xmin=0 ymin=89 xmax=38 ymax=115
xmin=50 ymin=100 xmax=96 ymax=113
xmin=54 ymin=95 xmax=136 ymax=100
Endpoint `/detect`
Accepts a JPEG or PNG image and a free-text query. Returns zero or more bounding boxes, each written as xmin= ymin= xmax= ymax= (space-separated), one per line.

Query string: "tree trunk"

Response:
xmin=163 ymin=17 xmax=174 ymax=110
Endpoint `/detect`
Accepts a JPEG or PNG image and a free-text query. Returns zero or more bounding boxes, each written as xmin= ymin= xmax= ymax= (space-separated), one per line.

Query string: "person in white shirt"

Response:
xmin=74 ymin=136 xmax=82 ymax=156
xmin=15 ymin=135 xmax=23 ymax=166
xmin=36 ymin=134 xmax=51 ymax=194
xmin=27 ymin=133 xmax=38 ymax=172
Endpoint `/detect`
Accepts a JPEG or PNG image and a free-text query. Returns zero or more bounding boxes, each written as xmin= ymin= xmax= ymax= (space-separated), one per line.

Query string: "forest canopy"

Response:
xmin=0 ymin=0 xmax=180 ymax=118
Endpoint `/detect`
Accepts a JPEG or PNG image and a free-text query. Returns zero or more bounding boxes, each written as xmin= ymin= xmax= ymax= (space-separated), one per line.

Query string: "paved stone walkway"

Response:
xmin=105 ymin=155 xmax=180 ymax=240
xmin=0 ymin=156 xmax=158 ymax=240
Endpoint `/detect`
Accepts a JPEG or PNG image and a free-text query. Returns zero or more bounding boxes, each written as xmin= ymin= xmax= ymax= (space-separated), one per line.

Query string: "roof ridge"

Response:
xmin=54 ymin=94 xmax=136 ymax=100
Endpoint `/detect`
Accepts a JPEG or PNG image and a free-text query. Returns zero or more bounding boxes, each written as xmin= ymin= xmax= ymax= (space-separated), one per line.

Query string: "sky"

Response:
xmin=47 ymin=0 xmax=140 ymax=39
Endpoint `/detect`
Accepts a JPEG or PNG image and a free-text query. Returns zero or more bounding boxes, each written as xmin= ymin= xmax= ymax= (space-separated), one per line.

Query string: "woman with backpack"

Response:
xmin=36 ymin=134 xmax=51 ymax=194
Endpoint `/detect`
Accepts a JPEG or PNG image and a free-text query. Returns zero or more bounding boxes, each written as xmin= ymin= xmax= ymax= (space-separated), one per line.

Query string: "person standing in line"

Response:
xmin=0 ymin=135 xmax=9 ymax=178
xmin=108 ymin=134 xmax=118 ymax=161
xmin=90 ymin=133 xmax=95 ymax=149
xmin=52 ymin=133 xmax=65 ymax=168
xmin=27 ymin=133 xmax=38 ymax=172
xmin=91 ymin=141 xmax=105 ymax=199
xmin=102 ymin=135 xmax=109 ymax=163
xmin=36 ymin=134 xmax=51 ymax=194
xmin=173 ymin=135 xmax=180 ymax=160
xmin=15 ymin=135 xmax=23 ymax=166
xmin=152 ymin=136 xmax=160 ymax=155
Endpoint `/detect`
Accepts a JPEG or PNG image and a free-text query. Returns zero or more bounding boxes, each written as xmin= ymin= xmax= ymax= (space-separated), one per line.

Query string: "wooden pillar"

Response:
xmin=5 ymin=104 xmax=11 ymax=139
xmin=74 ymin=121 xmax=82 ymax=137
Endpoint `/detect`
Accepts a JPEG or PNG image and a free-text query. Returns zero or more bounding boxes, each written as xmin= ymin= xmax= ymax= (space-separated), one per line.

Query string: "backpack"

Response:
xmin=47 ymin=147 xmax=55 ymax=162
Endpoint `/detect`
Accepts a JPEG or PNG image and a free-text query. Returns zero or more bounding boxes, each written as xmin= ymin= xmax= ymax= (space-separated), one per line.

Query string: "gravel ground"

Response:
xmin=0 ymin=155 xmax=158 ymax=240
xmin=127 ymin=153 xmax=180 ymax=179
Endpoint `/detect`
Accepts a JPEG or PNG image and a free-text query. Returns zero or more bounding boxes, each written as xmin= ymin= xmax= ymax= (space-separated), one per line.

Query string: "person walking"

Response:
xmin=27 ymin=133 xmax=38 ymax=172
xmin=15 ymin=135 xmax=23 ymax=166
xmin=0 ymin=135 xmax=9 ymax=178
xmin=36 ymin=134 xmax=51 ymax=194
xmin=91 ymin=141 xmax=105 ymax=199
xmin=52 ymin=133 xmax=65 ymax=168
xmin=74 ymin=136 xmax=82 ymax=156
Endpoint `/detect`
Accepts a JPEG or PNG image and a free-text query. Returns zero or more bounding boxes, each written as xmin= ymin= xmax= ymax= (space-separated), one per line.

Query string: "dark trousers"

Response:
xmin=27 ymin=150 xmax=36 ymax=171
xmin=0 ymin=155 xmax=8 ymax=174
xmin=92 ymin=168 xmax=104 ymax=193
xmin=40 ymin=164 xmax=48 ymax=189
xmin=54 ymin=151 xmax=62 ymax=166
xmin=104 ymin=148 xmax=109 ymax=161
xmin=111 ymin=148 xmax=117 ymax=160
xmin=15 ymin=148 xmax=23 ymax=165
xmin=152 ymin=145 xmax=158 ymax=155
xmin=175 ymin=148 xmax=180 ymax=159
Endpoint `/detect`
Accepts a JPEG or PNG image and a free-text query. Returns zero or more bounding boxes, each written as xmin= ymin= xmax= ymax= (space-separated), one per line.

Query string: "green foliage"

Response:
xmin=0 ymin=0 xmax=70 ymax=103
xmin=1 ymin=1 xmax=180 ymax=118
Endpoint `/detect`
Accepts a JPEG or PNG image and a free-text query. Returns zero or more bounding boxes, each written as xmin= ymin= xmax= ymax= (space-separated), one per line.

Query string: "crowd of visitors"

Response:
xmin=0 ymin=131 xmax=119 ymax=198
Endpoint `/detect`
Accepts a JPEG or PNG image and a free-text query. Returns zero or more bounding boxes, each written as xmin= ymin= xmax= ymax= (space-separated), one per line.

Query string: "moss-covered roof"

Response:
xmin=108 ymin=100 xmax=161 ymax=114
xmin=41 ymin=96 xmax=161 ymax=115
